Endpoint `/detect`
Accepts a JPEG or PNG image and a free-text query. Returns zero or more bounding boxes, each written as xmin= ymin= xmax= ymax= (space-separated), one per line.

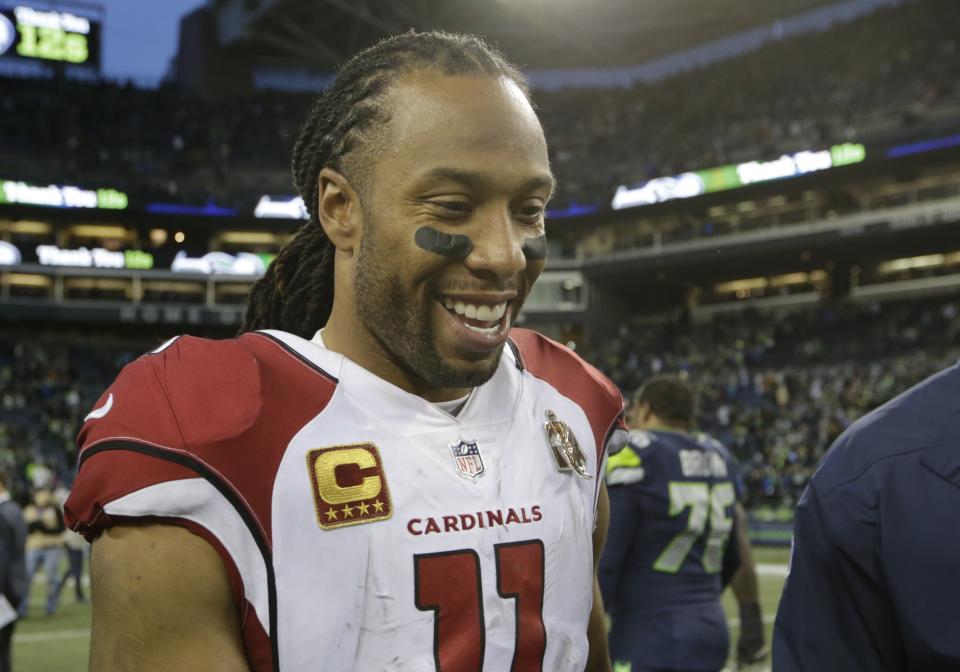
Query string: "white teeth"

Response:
xmin=465 ymin=323 xmax=499 ymax=335
xmin=443 ymin=298 xmax=509 ymax=323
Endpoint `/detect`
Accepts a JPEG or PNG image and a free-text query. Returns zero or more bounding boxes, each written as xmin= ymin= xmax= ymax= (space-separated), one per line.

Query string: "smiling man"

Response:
xmin=65 ymin=32 xmax=625 ymax=671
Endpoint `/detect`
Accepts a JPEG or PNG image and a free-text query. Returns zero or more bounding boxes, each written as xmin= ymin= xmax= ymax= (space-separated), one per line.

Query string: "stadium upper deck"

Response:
xmin=0 ymin=0 xmax=956 ymax=212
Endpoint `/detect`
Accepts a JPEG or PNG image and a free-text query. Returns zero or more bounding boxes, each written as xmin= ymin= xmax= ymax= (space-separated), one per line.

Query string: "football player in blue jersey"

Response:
xmin=600 ymin=375 xmax=767 ymax=671
xmin=774 ymin=362 xmax=960 ymax=670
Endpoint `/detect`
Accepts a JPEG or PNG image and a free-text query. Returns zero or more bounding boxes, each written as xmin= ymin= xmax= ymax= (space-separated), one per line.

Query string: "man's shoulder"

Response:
xmin=509 ymin=328 xmax=625 ymax=460
xmin=79 ymin=331 xmax=338 ymax=453
xmin=68 ymin=331 xmax=338 ymax=544
xmin=120 ymin=331 xmax=317 ymax=394
xmin=814 ymin=362 xmax=960 ymax=493
xmin=509 ymin=328 xmax=620 ymax=405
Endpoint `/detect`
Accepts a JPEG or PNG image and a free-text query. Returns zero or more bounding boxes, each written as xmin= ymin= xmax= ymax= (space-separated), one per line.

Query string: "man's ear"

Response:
xmin=317 ymin=167 xmax=362 ymax=255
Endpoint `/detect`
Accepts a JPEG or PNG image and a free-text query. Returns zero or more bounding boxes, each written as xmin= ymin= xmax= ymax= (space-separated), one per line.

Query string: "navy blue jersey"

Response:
xmin=600 ymin=428 xmax=742 ymax=671
xmin=774 ymin=362 xmax=960 ymax=671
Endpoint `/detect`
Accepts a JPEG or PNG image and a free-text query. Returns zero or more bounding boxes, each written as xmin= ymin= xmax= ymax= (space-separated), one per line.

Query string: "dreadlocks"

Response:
xmin=239 ymin=31 xmax=529 ymax=338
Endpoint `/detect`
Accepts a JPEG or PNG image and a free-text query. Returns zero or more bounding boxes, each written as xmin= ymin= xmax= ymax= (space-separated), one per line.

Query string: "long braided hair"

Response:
xmin=239 ymin=31 xmax=529 ymax=338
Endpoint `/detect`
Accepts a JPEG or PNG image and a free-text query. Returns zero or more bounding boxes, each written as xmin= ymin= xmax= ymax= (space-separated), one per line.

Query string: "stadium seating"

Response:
xmin=588 ymin=295 xmax=960 ymax=506
xmin=0 ymin=0 xmax=957 ymax=211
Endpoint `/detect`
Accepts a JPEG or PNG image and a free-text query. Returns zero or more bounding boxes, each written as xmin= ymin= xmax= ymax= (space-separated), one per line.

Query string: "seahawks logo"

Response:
xmin=0 ymin=15 xmax=14 ymax=58
xmin=0 ymin=241 xmax=20 ymax=267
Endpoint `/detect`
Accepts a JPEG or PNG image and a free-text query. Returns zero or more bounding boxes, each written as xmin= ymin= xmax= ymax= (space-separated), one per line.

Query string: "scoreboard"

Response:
xmin=0 ymin=3 xmax=100 ymax=67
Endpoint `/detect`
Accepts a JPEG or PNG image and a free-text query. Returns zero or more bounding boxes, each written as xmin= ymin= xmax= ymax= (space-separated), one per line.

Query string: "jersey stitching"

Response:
xmin=78 ymin=434 xmax=273 ymax=553
xmin=822 ymin=388 xmax=960 ymax=495
xmin=148 ymin=358 xmax=190 ymax=452
xmin=250 ymin=331 xmax=339 ymax=383
xmin=821 ymin=443 xmax=940 ymax=495
xmin=506 ymin=338 xmax=525 ymax=370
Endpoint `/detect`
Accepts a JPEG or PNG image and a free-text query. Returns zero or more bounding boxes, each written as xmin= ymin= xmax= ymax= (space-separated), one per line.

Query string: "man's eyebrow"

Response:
xmin=416 ymin=167 xmax=556 ymax=196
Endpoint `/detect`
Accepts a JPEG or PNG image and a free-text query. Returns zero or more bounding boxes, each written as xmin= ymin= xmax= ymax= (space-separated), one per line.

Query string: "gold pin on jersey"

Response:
xmin=306 ymin=443 xmax=392 ymax=530
xmin=544 ymin=410 xmax=592 ymax=479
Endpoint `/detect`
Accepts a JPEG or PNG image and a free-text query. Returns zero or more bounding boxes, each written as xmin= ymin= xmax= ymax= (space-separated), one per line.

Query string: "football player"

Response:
xmin=65 ymin=32 xmax=625 ymax=671
xmin=774 ymin=362 xmax=960 ymax=669
xmin=600 ymin=376 xmax=766 ymax=671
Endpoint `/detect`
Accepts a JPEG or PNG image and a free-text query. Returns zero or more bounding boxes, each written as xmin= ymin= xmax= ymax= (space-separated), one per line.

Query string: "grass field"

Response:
xmin=13 ymin=546 xmax=790 ymax=671
xmin=721 ymin=546 xmax=790 ymax=672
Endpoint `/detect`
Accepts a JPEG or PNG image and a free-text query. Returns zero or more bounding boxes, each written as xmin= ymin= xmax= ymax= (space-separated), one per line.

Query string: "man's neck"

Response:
xmin=320 ymin=312 xmax=471 ymax=402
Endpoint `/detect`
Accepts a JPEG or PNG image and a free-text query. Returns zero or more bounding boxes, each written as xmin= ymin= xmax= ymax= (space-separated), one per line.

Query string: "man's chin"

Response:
xmin=428 ymin=348 xmax=504 ymax=390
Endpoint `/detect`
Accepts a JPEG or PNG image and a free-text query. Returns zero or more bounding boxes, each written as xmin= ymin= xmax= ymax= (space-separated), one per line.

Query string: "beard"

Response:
xmin=353 ymin=220 xmax=505 ymax=391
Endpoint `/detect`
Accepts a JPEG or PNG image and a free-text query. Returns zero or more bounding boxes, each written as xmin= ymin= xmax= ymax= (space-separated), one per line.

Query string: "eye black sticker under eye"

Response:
xmin=415 ymin=226 xmax=474 ymax=258
xmin=521 ymin=235 xmax=547 ymax=260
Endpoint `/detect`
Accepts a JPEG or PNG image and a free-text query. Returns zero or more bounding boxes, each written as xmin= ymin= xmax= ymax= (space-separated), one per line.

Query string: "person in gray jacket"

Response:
xmin=0 ymin=470 xmax=26 ymax=672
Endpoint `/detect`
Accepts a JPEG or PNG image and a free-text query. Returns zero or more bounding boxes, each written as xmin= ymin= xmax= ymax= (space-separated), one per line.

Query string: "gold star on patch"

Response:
xmin=357 ymin=501 xmax=370 ymax=515
xmin=341 ymin=504 xmax=354 ymax=518
xmin=325 ymin=509 xmax=338 ymax=521
xmin=373 ymin=499 xmax=385 ymax=513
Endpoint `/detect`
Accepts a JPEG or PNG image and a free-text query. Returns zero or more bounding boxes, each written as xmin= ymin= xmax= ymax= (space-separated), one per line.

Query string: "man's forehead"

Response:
xmin=383 ymin=73 xmax=546 ymax=153
xmin=374 ymin=73 xmax=551 ymax=190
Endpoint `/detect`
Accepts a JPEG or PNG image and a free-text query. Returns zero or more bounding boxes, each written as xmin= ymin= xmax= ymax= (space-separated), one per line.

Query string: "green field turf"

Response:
xmin=721 ymin=546 xmax=790 ymax=672
xmin=13 ymin=546 xmax=791 ymax=671
xmin=13 ymin=572 xmax=90 ymax=672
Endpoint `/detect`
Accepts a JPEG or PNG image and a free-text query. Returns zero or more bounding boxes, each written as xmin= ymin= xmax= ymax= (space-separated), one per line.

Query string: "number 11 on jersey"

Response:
xmin=414 ymin=540 xmax=546 ymax=671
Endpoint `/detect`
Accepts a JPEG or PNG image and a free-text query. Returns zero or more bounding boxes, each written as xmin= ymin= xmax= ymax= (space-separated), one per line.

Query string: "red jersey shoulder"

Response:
xmin=509 ymin=328 xmax=625 ymax=451
xmin=510 ymin=328 xmax=621 ymax=407
xmin=78 ymin=332 xmax=337 ymax=453
xmin=69 ymin=331 xmax=338 ymax=541
xmin=78 ymin=335 xmax=264 ymax=452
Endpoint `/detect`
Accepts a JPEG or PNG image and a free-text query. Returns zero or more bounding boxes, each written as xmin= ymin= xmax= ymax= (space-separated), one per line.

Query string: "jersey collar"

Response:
xmin=258 ymin=329 xmax=522 ymax=430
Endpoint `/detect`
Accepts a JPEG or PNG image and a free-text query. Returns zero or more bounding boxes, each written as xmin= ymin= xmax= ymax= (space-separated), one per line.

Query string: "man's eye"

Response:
xmin=433 ymin=201 xmax=473 ymax=214
xmin=518 ymin=205 xmax=544 ymax=219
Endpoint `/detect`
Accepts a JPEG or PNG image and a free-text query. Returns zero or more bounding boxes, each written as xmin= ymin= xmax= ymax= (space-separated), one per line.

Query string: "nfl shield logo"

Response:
xmin=449 ymin=437 xmax=485 ymax=481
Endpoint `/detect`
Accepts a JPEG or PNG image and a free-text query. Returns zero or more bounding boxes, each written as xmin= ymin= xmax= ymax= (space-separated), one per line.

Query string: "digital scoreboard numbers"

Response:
xmin=0 ymin=4 xmax=100 ymax=67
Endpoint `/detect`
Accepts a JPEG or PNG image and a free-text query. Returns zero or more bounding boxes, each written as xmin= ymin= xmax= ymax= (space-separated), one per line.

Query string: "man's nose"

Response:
xmin=462 ymin=208 xmax=528 ymax=280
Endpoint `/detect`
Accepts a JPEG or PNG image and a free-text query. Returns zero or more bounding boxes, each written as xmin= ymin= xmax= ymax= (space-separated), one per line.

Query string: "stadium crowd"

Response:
xmin=589 ymin=295 xmax=960 ymax=506
xmin=0 ymin=0 xmax=957 ymax=211
xmin=0 ymin=333 xmax=140 ymax=495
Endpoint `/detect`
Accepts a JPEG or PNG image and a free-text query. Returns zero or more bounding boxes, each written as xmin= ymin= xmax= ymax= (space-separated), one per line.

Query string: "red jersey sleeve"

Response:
xmin=64 ymin=335 xmax=268 ymax=538
xmin=63 ymin=333 xmax=338 ymax=672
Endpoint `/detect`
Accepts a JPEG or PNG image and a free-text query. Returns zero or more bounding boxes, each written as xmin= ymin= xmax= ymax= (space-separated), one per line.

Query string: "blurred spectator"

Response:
xmin=56 ymin=528 xmax=87 ymax=606
xmin=0 ymin=469 xmax=25 ymax=672
xmin=19 ymin=488 xmax=65 ymax=618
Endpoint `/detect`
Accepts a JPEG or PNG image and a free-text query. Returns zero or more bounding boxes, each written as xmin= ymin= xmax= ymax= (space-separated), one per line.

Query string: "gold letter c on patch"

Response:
xmin=313 ymin=447 xmax=382 ymax=505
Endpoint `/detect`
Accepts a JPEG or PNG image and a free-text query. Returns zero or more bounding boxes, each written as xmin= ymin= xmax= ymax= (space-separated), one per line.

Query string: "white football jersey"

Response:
xmin=66 ymin=328 xmax=624 ymax=671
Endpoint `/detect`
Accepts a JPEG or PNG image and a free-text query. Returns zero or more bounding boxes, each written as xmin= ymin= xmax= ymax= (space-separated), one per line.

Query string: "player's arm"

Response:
xmin=729 ymin=503 xmax=767 ymax=664
xmin=773 ymin=482 xmax=896 ymax=671
xmin=585 ymin=481 xmax=612 ymax=672
xmin=89 ymin=524 xmax=250 ymax=672
xmin=596 ymin=476 xmax=641 ymax=614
